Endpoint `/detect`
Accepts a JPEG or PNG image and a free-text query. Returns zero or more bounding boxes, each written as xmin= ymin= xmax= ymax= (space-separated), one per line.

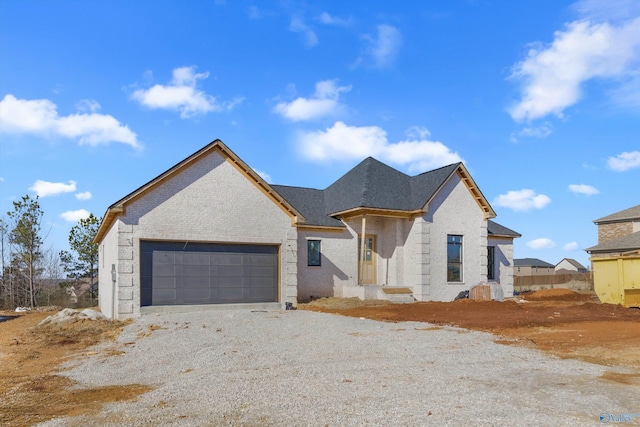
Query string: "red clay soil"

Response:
xmin=302 ymin=289 xmax=640 ymax=370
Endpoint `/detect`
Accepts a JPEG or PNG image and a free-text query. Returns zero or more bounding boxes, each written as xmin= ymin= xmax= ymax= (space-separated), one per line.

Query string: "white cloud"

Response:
xmin=76 ymin=99 xmax=101 ymax=113
xmin=564 ymin=241 xmax=579 ymax=251
xmin=568 ymin=183 xmax=599 ymax=195
xmin=274 ymin=80 xmax=351 ymax=121
xmin=298 ymin=121 xmax=463 ymax=172
xmin=131 ymin=66 xmax=242 ymax=118
xmin=608 ymin=150 xmax=640 ymax=171
xmin=509 ymin=17 xmax=640 ymax=121
xmin=254 ymin=169 xmax=272 ymax=183
xmin=361 ymin=24 xmax=402 ymax=68
xmin=511 ymin=122 xmax=553 ymax=142
xmin=75 ymin=191 xmax=92 ymax=200
xmin=289 ymin=16 xmax=318 ymax=47
xmin=527 ymin=238 xmax=556 ymax=249
xmin=29 ymin=180 xmax=77 ymax=197
xmin=492 ymin=189 xmax=551 ymax=212
xmin=0 ymin=95 xmax=140 ymax=149
xmin=60 ymin=209 xmax=91 ymax=222
xmin=318 ymin=12 xmax=352 ymax=26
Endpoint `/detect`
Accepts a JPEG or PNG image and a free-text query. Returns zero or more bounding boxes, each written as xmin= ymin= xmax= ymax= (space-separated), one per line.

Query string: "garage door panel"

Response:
xmin=141 ymin=241 xmax=278 ymax=306
xmin=153 ymin=264 xmax=176 ymax=277
xmin=183 ymin=276 xmax=211 ymax=288
xmin=244 ymin=256 xmax=277 ymax=266
xmin=212 ymin=253 xmax=243 ymax=266
xmin=152 ymin=277 xmax=177 ymax=289
xmin=184 ymin=265 xmax=211 ymax=276
xmin=247 ymin=266 xmax=276 ymax=276
xmin=217 ymin=287 xmax=245 ymax=300
xmin=153 ymin=289 xmax=177 ymax=304
xmin=218 ymin=265 xmax=244 ymax=277
xmin=182 ymin=288 xmax=211 ymax=302
xmin=184 ymin=253 xmax=211 ymax=265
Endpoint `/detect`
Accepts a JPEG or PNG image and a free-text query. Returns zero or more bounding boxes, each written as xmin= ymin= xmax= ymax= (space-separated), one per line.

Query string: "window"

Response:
xmin=447 ymin=235 xmax=463 ymax=282
xmin=487 ymin=246 xmax=495 ymax=280
xmin=307 ymin=240 xmax=321 ymax=266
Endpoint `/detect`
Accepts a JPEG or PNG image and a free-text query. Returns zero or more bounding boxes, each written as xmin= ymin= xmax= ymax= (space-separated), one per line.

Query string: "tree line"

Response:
xmin=0 ymin=195 xmax=100 ymax=310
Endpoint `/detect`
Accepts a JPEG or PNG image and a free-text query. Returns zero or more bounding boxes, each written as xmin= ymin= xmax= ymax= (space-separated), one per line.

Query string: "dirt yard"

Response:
xmin=302 ymin=289 xmax=640 ymax=372
xmin=1 ymin=289 xmax=639 ymax=426
xmin=0 ymin=310 xmax=150 ymax=427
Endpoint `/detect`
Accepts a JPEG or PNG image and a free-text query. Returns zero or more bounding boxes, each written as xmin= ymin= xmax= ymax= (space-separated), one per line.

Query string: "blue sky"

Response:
xmin=1 ymin=0 xmax=639 ymax=268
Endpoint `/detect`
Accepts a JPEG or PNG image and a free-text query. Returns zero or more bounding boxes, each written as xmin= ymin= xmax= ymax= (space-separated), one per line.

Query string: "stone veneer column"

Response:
xmin=116 ymin=222 xmax=135 ymax=318
xmin=284 ymin=227 xmax=298 ymax=307
xmin=411 ymin=216 xmax=431 ymax=300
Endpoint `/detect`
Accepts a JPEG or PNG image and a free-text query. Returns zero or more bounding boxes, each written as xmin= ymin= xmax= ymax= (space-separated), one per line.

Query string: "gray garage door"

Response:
xmin=140 ymin=241 xmax=279 ymax=306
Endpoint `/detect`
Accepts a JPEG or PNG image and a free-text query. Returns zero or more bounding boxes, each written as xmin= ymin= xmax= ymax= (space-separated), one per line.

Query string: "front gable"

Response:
xmin=95 ymin=140 xmax=303 ymax=243
xmin=422 ymin=164 xmax=495 ymax=221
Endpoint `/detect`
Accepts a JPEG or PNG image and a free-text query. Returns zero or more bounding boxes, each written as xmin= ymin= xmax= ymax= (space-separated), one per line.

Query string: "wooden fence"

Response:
xmin=514 ymin=272 xmax=593 ymax=288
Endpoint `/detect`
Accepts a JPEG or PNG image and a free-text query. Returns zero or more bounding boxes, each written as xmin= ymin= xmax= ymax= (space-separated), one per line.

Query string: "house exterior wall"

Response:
xmin=98 ymin=150 xmax=297 ymax=319
xmin=296 ymin=228 xmax=356 ymax=300
xmin=555 ymin=259 xmax=586 ymax=272
xmin=598 ymin=221 xmax=633 ymax=244
xmin=514 ymin=265 xmax=555 ymax=276
xmin=412 ymin=173 xmax=487 ymax=302
xmin=98 ymin=218 xmax=119 ymax=318
xmin=488 ymin=236 xmax=515 ymax=297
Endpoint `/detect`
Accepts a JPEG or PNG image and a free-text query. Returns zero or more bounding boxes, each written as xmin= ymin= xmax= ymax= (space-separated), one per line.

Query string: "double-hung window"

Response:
xmin=307 ymin=240 xmax=321 ymax=267
xmin=447 ymin=235 xmax=463 ymax=282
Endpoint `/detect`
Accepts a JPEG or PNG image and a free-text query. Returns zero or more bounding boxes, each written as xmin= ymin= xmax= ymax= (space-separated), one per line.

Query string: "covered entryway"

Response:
xmin=140 ymin=241 xmax=279 ymax=306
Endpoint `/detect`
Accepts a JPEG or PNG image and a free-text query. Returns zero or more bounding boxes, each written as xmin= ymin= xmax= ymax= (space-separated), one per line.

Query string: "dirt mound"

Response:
xmin=523 ymin=288 xmax=594 ymax=302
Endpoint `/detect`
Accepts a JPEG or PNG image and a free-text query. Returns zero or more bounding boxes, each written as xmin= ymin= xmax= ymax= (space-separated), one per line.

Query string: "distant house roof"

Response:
xmin=514 ymin=258 xmax=555 ymax=268
xmin=585 ymin=231 xmax=640 ymax=254
xmin=594 ymin=204 xmax=640 ymax=224
xmin=487 ymin=220 xmax=521 ymax=238
xmin=555 ymin=258 xmax=587 ymax=270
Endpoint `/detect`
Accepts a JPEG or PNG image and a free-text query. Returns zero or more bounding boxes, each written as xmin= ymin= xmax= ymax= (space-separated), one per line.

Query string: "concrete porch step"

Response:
xmin=381 ymin=287 xmax=415 ymax=304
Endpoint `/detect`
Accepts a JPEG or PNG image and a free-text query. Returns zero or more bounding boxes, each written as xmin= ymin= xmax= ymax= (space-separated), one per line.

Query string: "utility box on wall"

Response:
xmin=591 ymin=252 xmax=640 ymax=308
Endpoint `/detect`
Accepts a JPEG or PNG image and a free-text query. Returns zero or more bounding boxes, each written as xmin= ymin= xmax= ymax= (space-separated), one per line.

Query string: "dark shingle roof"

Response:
xmin=271 ymin=158 xmax=500 ymax=230
xmin=487 ymin=220 xmax=521 ymax=238
xmin=323 ymin=157 xmax=415 ymax=213
xmin=270 ymin=185 xmax=344 ymax=228
xmin=594 ymin=204 xmax=640 ymax=223
xmin=514 ymin=258 xmax=554 ymax=268
xmin=585 ymin=231 xmax=640 ymax=253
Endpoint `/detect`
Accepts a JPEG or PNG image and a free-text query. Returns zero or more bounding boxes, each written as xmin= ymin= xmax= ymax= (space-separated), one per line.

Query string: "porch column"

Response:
xmin=358 ymin=215 xmax=366 ymax=285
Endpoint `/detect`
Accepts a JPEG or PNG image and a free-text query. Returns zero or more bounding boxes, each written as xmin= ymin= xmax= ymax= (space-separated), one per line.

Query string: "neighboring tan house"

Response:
xmin=585 ymin=204 xmax=640 ymax=257
xmin=95 ymin=140 xmax=520 ymax=319
xmin=555 ymin=258 xmax=588 ymax=274
xmin=585 ymin=204 xmax=640 ymax=307
xmin=513 ymin=258 xmax=555 ymax=276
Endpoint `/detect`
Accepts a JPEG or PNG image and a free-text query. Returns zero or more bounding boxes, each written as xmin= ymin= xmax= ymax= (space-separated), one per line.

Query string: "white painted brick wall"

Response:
xmin=489 ymin=236 xmax=515 ymax=297
xmin=99 ymin=150 xmax=297 ymax=318
xmin=413 ymin=173 xmax=487 ymax=302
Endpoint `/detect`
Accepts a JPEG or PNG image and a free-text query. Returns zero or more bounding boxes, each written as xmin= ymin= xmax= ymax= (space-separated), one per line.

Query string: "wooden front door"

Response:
xmin=358 ymin=235 xmax=377 ymax=285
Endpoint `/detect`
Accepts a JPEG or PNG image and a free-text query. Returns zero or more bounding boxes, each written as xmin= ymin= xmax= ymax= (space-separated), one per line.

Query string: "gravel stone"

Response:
xmin=37 ymin=309 xmax=639 ymax=426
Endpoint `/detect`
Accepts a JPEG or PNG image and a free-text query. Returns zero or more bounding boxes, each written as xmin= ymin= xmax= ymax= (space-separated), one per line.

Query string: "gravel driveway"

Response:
xmin=38 ymin=309 xmax=639 ymax=426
